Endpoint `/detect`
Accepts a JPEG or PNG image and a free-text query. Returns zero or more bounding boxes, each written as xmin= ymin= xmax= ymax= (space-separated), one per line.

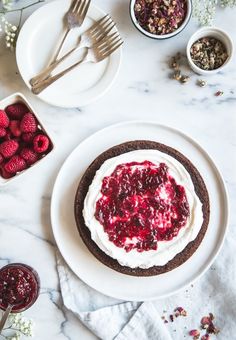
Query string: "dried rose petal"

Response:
xmin=207 ymin=323 xmax=220 ymax=334
xmin=201 ymin=316 xmax=211 ymax=327
xmin=209 ymin=313 xmax=214 ymax=320
xmin=134 ymin=0 xmax=187 ymax=35
xmin=215 ymin=91 xmax=224 ymax=96
xmin=174 ymin=306 xmax=187 ymax=316
xmin=189 ymin=329 xmax=200 ymax=338
xmin=201 ymin=335 xmax=210 ymax=340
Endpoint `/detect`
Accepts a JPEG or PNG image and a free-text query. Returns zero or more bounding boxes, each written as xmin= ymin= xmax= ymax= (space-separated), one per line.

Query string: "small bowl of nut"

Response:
xmin=186 ymin=27 xmax=233 ymax=75
xmin=130 ymin=0 xmax=192 ymax=40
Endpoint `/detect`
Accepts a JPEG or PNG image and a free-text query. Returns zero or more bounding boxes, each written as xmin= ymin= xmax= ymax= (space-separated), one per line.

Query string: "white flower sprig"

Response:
xmin=0 ymin=313 xmax=34 ymax=339
xmin=0 ymin=0 xmax=44 ymax=50
xmin=192 ymin=0 xmax=236 ymax=26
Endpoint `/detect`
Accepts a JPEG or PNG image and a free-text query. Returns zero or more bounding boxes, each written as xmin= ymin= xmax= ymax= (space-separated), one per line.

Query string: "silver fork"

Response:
xmin=30 ymin=15 xmax=115 ymax=86
xmin=50 ymin=0 xmax=91 ymax=64
xmin=31 ymin=33 xmax=123 ymax=95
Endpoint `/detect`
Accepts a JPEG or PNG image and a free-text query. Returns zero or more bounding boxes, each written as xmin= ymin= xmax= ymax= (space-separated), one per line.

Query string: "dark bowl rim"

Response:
xmin=129 ymin=0 xmax=193 ymax=40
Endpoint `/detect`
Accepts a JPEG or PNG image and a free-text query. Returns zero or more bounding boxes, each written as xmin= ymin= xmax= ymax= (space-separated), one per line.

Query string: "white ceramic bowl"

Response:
xmin=129 ymin=0 xmax=192 ymax=40
xmin=0 ymin=93 xmax=55 ymax=185
xmin=186 ymin=27 xmax=234 ymax=75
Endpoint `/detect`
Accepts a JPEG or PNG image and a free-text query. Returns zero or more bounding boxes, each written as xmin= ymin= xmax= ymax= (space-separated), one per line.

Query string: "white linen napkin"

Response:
xmin=56 ymin=252 xmax=172 ymax=340
xmin=56 ymin=236 xmax=235 ymax=340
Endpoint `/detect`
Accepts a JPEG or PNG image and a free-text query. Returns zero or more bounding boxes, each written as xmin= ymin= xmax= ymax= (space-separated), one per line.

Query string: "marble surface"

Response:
xmin=0 ymin=0 xmax=236 ymax=339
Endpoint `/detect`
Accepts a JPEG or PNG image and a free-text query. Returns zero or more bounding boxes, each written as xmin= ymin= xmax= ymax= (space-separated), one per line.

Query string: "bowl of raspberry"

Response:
xmin=130 ymin=0 xmax=192 ymax=40
xmin=0 ymin=93 xmax=54 ymax=184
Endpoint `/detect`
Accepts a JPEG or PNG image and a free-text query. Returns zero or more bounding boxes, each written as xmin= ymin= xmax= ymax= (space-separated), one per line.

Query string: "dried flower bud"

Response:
xmin=180 ymin=75 xmax=190 ymax=84
xmin=197 ymin=79 xmax=207 ymax=87
xmin=173 ymin=70 xmax=181 ymax=80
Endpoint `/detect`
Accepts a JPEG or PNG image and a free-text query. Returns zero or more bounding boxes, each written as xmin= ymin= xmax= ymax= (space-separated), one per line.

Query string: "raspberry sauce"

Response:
xmin=0 ymin=263 xmax=40 ymax=312
xmin=95 ymin=161 xmax=190 ymax=252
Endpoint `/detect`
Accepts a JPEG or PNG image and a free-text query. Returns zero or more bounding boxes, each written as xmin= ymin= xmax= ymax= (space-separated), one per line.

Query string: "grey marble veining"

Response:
xmin=0 ymin=1 xmax=236 ymax=339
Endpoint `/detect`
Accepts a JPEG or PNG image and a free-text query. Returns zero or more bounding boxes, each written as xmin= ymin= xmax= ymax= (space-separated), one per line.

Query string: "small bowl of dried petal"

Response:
xmin=130 ymin=0 xmax=192 ymax=40
xmin=186 ymin=27 xmax=233 ymax=75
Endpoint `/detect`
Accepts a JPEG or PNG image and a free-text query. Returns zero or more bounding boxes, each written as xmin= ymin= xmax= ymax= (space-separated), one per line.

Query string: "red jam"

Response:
xmin=95 ymin=161 xmax=190 ymax=252
xmin=0 ymin=263 xmax=40 ymax=312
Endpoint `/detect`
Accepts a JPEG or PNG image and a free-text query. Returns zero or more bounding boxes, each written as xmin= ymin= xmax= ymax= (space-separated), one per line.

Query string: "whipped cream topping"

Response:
xmin=83 ymin=149 xmax=204 ymax=268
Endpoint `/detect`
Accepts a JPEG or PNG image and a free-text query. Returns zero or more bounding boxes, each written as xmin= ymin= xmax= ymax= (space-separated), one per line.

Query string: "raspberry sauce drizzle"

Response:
xmin=95 ymin=161 xmax=190 ymax=252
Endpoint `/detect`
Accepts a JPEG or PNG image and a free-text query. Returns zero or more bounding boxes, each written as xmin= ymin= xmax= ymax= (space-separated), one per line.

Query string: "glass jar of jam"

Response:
xmin=0 ymin=263 xmax=40 ymax=313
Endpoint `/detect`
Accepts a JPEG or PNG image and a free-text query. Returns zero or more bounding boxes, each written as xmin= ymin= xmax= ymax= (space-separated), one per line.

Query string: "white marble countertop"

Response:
xmin=0 ymin=1 xmax=236 ymax=339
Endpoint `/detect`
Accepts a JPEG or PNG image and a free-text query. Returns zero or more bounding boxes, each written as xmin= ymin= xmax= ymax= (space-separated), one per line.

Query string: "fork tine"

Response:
xmin=92 ymin=22 xmax=116 ymax=41
xmin=72 ymin=0 xmax=82 ymax=12
xmin=97 ymin=32 xmax=120 ymax=50
xmin=90 ymin=15 xmax=110 ymax=33
xmin=94 ymin=24 xmax=115 ymax=41
xmin=69 ymin=0 xmax=79 ymax=11
xmin=101 ymin=40 xmax=123 ymax=59
xmin=88 ymin=15 xmax=109 ymax=33
xmin=80 ymin=0 xmax=91 ymax=20
xmin=98 ymin=35 xmax=122 ymax=54
xmin=102 ymin=37 xmax=122 ymax=55
xmin=101 ymin=18 xmax=116 ymax=31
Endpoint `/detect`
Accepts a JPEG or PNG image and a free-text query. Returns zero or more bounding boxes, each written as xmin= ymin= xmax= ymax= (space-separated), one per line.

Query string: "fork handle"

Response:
xmin=30 ymin=44 xmax=80 ymax=86
xmin=51 ymin=27 xmax=70 ymax=64
xmin=30 ymin=28 xmax=71 ymax=86
xmin=31 ymin=51 xmax=88 ymax=95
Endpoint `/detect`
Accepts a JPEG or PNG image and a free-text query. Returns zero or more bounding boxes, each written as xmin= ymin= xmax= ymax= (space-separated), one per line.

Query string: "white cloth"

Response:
xmin=56 ymin=253 xmax=171 ymax=340
xmin=56 ymin=228 xmax=236 ymax=340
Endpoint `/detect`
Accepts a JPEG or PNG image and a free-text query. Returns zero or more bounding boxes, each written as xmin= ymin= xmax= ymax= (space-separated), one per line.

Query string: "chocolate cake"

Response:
xmin=74 ymin=140 xmax=210 ymax=276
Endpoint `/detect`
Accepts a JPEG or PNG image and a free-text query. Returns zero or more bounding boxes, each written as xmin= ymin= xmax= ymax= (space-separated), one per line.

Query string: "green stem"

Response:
xmin=18 ymin=9 xmax=23 ymax=28
xmin=0 ymin=0 xmax=44 ymax=14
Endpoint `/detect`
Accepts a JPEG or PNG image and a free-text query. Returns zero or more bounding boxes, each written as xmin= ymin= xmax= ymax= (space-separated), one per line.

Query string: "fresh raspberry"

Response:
xmin=0 ymin=166 xmax=12 ymax=179
xmin=4 ymin=130 xmax=12 ymax=141
xmin=0 ymin=128 xmax=6 ymax=138
xmin=0 ymin=110 xmax=9 ymax=128
xmin=9 ymin=120 xmax=21 ymax=137
xmin=33 ymin=134 xmax=49 ymax=153
xmin=0 ymin=140 xmax=19 ymax=158
xmin=22 ymin=132 xmax=35 ymax=143
xmin=0 ymin=154 xmax=3 ymax=164
xmin=5 ymin=103 xmax=29 ymax=120
xmin=20 ymin=113 xmax=37 ymax=133
xmin=4 ymin=155 xmax=26 ymax=174
xmin=20 ymin=148 xmax=38 ymax=165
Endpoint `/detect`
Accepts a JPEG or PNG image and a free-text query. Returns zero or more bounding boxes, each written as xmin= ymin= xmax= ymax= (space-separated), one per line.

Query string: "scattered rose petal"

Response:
xmin=189 ymin=329 xmax=200 ymax=338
